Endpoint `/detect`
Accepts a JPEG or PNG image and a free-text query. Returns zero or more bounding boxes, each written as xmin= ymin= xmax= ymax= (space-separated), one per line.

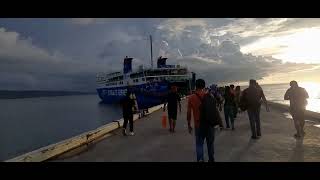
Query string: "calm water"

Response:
xmin=0 ymin=94 xmax=122 ymax=161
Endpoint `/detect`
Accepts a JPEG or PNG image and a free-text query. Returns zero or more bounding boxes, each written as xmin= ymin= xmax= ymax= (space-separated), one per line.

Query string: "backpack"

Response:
xmin=195 ymin=93 xmax=222 ymax=131
xmin=239 ymin=90 xmax=248 ymax=111
xmin=240 ymin=88 xmax=262 ymax=111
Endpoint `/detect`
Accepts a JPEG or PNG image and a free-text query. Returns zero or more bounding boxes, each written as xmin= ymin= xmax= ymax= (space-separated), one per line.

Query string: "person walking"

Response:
xmin=234 ymin=86 xmax=241 ymax=118
xmin=241 ymin=79 xmax=269 ymax=139
xmin=284 ymin=81 xmax=309 ymax=139
xmin=209 ymin=84 xmax=224 ymax=130
xmin=187 ymin=79 xmax=220 ymax=162
xmin=121 ymin=90 xmax=138 ymax=136
xmin=163 ymin=85 xmax=181 ymax=133
xmin=224 ymin=86 xmax=235 ymax=130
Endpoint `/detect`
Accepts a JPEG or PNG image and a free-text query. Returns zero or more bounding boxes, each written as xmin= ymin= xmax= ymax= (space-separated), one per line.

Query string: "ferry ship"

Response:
xmin=96 ymin=36 xmax=195 ymax=109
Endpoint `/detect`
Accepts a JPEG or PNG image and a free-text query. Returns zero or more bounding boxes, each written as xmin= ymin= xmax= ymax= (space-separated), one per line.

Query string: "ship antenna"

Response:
xmin=150 ymin=35 xmax=153 ymax=69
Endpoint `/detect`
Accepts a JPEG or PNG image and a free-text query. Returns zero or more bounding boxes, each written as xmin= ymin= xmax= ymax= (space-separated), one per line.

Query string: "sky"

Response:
xmin=0 ymin=18 xmax=320 ymax=91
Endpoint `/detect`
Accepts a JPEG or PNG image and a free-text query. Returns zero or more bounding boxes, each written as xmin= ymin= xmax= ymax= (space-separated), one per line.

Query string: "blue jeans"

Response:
xmin=247 ymin=107 xmax=261 ymax=137
xmin=224 ymin=105 xmax=234 ymax=128
xmin=195 ymin=127 xmax=215 ymax=162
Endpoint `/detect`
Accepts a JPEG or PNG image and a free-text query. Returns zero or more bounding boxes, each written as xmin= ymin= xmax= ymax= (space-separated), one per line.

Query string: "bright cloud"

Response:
xmin=241 ymin=27 xmax=320 ymax=63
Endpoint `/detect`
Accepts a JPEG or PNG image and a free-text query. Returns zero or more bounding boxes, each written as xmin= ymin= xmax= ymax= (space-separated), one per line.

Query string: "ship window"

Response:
xmin=146 ymin=77 xmax=155 ymax=81
xmin=136 ymin=79 xmax=139 ymax=82
xmin=142 ymin=78 xmax=145 ymax=81
xmin=130 ymin=72 xmax=144 ymax=79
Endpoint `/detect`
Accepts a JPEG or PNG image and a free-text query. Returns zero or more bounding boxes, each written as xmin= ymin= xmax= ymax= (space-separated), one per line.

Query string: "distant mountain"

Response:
xmin=0 ymin=90 xmax=96 ymax=99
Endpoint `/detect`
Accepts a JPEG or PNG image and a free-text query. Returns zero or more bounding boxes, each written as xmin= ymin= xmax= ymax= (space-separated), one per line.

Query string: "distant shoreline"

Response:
xmin=0 ymin=90 xmax=97 ymax=99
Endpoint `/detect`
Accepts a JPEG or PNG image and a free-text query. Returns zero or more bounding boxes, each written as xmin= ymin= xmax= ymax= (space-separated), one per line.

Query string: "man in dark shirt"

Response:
xmin=224 ymin=86 xmax=235 ymax=130
xmin=164 ymin=86 xmax=181 ymax=133
xmin=284 ymin=81 xmax=309 ymax=139
xmin=121 ymin=91 xmax=138 ymax=136
xmin=242 ymin=79 xmax=269 ymax=139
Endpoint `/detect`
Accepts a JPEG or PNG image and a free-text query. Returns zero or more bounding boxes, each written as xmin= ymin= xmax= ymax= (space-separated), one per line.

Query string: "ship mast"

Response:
xmin=150 ymin=35 xmax=153 ymax=69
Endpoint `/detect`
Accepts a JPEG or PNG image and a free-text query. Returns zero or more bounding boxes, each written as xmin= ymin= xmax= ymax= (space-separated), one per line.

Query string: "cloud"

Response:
xmin=69 ymin=18 xmax=97 ymax=25
xmin=68 ymin=18 xmax=115 ymax=25
xmin=1 ymin=18 xmax=320 ymax=91
xmin=95 ymin=18 xmax=318 ymax=85
xmin=0 ymin=27 xmax=106 ymax=91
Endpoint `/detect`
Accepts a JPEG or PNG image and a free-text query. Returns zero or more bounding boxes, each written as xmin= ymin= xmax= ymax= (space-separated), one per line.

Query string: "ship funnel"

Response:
xmin=123 ymin=56 xmax=133 ymax=74
xmin=157 ymin=56 xmax=168 ymax=68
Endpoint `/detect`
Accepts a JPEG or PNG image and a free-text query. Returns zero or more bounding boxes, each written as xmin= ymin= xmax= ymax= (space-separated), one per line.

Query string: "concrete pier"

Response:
xmin=51 ymin=99 xmax=320 ymax=162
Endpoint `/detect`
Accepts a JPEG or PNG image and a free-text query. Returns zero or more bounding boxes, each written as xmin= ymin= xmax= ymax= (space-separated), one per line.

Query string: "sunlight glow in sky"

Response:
xmin=241 ymin=28 xmax=320 ymax=64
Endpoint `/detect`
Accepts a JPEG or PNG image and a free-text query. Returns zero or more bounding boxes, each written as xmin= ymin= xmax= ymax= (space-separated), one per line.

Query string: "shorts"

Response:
xmin=290 ymin=107 xmax=305 ymax=121
xmin=168 ymin=108 xmax=177 ymax=120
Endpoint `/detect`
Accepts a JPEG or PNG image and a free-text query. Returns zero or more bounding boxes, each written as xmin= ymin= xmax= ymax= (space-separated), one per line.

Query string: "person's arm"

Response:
xmin=187 ymin=98 xmax=192 ymax=133
xmin=261 ymin=90 xmax=270 ymax=112
xmin=163 ymin=102 xmax=167 ymax=112
xmin=304 ymin=89 xmax=309 ymax=99
xmin=284 ymin=89 xmax=290 ymax=100
xmin=163 ymin=96 xmax=167 ymax=112
xmin=132 ymin=94 xmax=139 ymax=111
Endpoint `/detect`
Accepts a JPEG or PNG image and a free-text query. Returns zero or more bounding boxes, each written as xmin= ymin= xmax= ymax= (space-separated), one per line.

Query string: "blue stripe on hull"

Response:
xmin=96 ymin=82 xmax=169 ymax=109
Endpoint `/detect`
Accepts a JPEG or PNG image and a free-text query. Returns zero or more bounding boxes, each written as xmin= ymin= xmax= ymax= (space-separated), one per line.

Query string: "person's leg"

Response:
xmin=291 ymin=110 xmax=302 ymax=137
xmin=293 ymin=118 xmax=302 ymax=137
xmin=129 ymin=115 xmax=134 ymax=133
xmin=206 ymin=127 xmax=215 ymax=162
xmin=255 ymin=108 xmax=261 ymax=137
xmin=195 ymin=128 xmax=205 ymax=162
xmin=224 ymin=106 xmax=230 ymax=128
xmin=299 ymin=109 xmax=306 ymax=136
xmin=247 ymin=110 xmax=257 ymax=138
xmin=172 ymin=111 xmax=177 ymax=132
xmin=123 ymin=117 xmax=128 ymax=136
xmin=233 ymin=105 xmax=238 ymax=118
xmin=168 ymin=113 xmax=172 ymax=132
xmin=228 ymin=106 xmax=235 ymax=130
xmin=296 ymin=110 xmax=305 ymax=137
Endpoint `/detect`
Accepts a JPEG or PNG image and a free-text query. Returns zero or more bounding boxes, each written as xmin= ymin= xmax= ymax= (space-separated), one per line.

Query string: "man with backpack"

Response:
xmin=187 ymin=79 xmax=222 ymax=162
xmin=240 ymin=79 xmax=269 ymax=139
